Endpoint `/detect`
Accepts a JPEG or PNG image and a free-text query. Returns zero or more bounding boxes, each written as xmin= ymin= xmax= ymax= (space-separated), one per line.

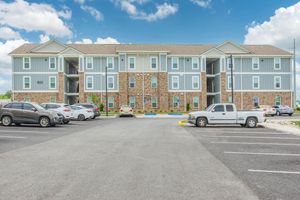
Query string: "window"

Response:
xmin=129 ymin=96 xmax=136 ymax=108
xmin=86 ymin=57 xmax=93 ymax=69
xmin=227 ymin=75 xmax=234 ymax=90
xmin=151 ymin=76 xmax=157 ymax=88
xmin=252 ymin=57 xmax=259 ymax=70
xmin=192 ymin=57 xmax=199 ymax=69
xmin=50 ymin=96 xmax=56 ymax=103
xmin=226 ymin=105 xmax=234 ymax=112
xmin=172 ymin=57 xmax=179 ymax=69
xmin=253 ymin=96 xmax=260 ymax=108
xmin=275 ymin=96 xmax=281 ymax=106
xmin=228 ymin=96 xmax=232 ymax=103
xmin=173 ymin=96 xmax=180 ymax=108
xmin=150 ymin=57 xmax=158 ymax=69
xmin=129 ymin=77 xmax=135 ymax=88
xmin=172 ymin=76 xmax=179 ymax=89
xmin=274 ymin=76 xmax=281 ymax=89
xmin=86 ymin=76 xmax=93 ymax=89
xmin=107 ymin=76 xmax=114 ymax=89
xmin=192 ymin=76 xmax=200 ymax=89
xmin=252 ymin=76 xmax=260 ymax=89
xmin=49 ymin=57 xmax=56 ymax=69
xmin=193 ymin=97 xmax=199 ymax=108
xmin=87 ymin=96 xmax=92 ymax=103
xmin=23 ymin=76 xmax=31 ymax=89
xmin=11 ymin=103 xmax=23 ymax=110
xmin=151 ymin=96 xmax=158 ymax=108
xmin=128 ymin=57 xmax=136 ymax=69
xmin=227 ymin=57 xmax=234 ymax=70
xmin=23 ymin=96 xmax=30 ymax=102
xmin=274 ymin=57 xmax=281 ymax=70
xmin=49 ymin=76 xmax=56 ymax=89
xmin=23 ymin=57 xmax=31 ymax=69
xmin=108 ymin=97 xmax=114 ymax=108
xmin=213 ymin=105 xmax=225 ymax=112
xmin=107 ymin=57 xmax=114 ymax=69
xmin=23 ymin=103 xmax=35 ymax=111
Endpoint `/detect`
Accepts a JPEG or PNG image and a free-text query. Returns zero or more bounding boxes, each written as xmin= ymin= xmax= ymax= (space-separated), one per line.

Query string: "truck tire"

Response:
xmin=196 ymin=117 xmax=207 ymax=128
xmin=1 ymin=116 xmax=12 ymax=126
xmin=246 ymin=117 xmax=257 ymax=128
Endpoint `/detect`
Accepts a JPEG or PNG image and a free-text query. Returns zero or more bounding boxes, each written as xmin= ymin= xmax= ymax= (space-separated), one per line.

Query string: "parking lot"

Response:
xmin=0 ymin=117 xmax=300 ymax=200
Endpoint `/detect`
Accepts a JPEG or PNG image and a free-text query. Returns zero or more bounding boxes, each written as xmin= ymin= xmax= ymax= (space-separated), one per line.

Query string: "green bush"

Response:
xmin=100 ymin=103 xmax=104 ymax=112
xmin=186 ymin=103 xmax=190 ymax=112
xmin=297 ymin=107 xmax=300 ymax=111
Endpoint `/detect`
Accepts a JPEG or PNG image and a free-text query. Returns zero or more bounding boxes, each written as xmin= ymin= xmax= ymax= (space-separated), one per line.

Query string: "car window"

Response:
xmin=48 ymin=104 xmax=60 ymax=109
xmin=213 ymin=105 xmax=224 ymax=112
xmin=23 ymin=103 xmax=35 ymax=111
xmin=11 ymin=103 xmax=23 ymax=110
xmin=4 ymin=103 xmax=12 ymax=108
xmin=225 ymin=105 xmax=234 ymax=112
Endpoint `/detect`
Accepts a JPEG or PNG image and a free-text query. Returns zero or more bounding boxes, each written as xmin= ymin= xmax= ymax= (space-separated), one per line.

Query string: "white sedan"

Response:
xmin=70 ymin=105 xmax=94 ymax=121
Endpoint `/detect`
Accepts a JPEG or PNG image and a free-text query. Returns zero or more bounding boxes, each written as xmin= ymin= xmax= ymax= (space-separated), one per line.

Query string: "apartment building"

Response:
xmin=9 ymin=40 xmax=294 ymax=112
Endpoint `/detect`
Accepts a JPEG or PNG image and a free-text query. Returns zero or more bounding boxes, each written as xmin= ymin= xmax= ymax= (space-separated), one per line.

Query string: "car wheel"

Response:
xmin=276 ymin=111 xmax=280 ymax=116
xmin=63 ymin=120 xmax=70 ymax=124
xmin=39 ymin=117 xmax=50 ymax=128
xmin=78 ymin=114 xmax=85 ymax=121
xmin=1 ymin=116 xmax=12 ymax=126
xmin=246 ymin=117 xmax=257 ymax=128
xmin=196 ymin=117 xmax=207 ymax=128
xmin=92 ymin=116 xmax=96 ymax=119
xmin=289 ymin=114 xmax=293 ymax=116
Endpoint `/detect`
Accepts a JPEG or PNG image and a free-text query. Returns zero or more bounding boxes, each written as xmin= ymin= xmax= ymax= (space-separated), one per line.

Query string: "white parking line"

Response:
xmin=0 ymin=135 xmax=26 ymax=139
xmin=0 ymin=130 xmax=49 ymax=134
xmin=204 ymin=136 xmax=300 ymax=140
xmin=211 ymin=141 xmax=300 ymax=146
xmin=201 ymin=131 xmax=285 ymax=134
xmin=248 ymin=169 xmax=300 ymax=175
xmin=224 ymin=151 xmax=300 ymax=156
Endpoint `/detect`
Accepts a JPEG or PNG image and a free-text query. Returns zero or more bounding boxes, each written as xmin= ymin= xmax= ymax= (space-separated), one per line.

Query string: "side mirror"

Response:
xmin=211 ymin=109 xmax=215 ymax=112
xmin=31 ymin=108 xmax=37 ymax=112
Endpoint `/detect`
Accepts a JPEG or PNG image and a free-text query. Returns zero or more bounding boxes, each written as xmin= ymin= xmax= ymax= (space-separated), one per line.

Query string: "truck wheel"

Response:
xmin=39 ymin=117 xmax=50 ymax=128
xmin=246 ymin=117 xmax=257 ymax=128
xmin=196 ymin=117 xmax=207 ymax=128
xmin=1 ymin=116 xmax=12 ymax=126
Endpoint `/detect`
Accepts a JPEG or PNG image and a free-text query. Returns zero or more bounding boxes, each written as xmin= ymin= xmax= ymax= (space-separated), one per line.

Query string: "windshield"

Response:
xmin=34 ymin=103 xmax=46 ymax=110
xmin=205 ymin=104 xmax=214 ymax=112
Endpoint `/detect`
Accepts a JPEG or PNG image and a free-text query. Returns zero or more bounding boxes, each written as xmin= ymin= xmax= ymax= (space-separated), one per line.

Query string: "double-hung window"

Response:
xmin=108 ymin=97 xmax=114 ymax=108
xmin=86 ymin=76 xmax=93 ymax=89
xmin=150 ymin=57 xmax=158 ymax=69
xmin=129 ymin=96 xmax=136 ymax=108
xmin=172 ymin=57 xmax=179 ymax=70
xmin=128 ymin=57 xmax=136 ymax=70
xmin=274 ymin=57 xmax=281 ymax=70
xmin=172 ymin=76 xmax=179 ymax=89
xmin=173 ymin=96 xmax=180 ymax=108
xmin=129 ymin=77 xmax=135 ymax=88
xmin=107 ymin=57 xmax=114 ymax=69
xmin=49 ymin=76 xmax=57 ymax=89
xmin=193 ymin=97 xmax=199 ymax=108
xmin=252 ymin=57 xmax=259 ymax=70
xmin=192 ymin=57 xmax=199 ymax=69
xmin=151 ymin=76 xmax=157 ymax=88
xmin=192 ymin=76 xmax=200 ymax=89
xmin=274 ymin=76 xmax=281 ymax=89
xmin=23 ymin=76 xmax=31 ymax=89
xmin=253 ymin=96 xmax=260 ymax=107
xmin=86 ymin=57 xmax=93 ymax=69
xmin=252 ymin=76 xmax=260 ymax=89
xmin=49 ymin=57 xmax=56 ymax=69
xmin=50 ymin=96 xmax=56 ymax=103
xmin=23 ymin=57 xmax=31 ymax=70
xmin=151 ymin=96 xmax=158 ymax=108
xmin=227 ymin=75 xmax=235 ymax=90
xmin=227 ymin=57 xmax=234 ymax=70
xmin=107 ymin=76 xmax=114 ymax=89
xmin=275 ymin=96 xmax=281 ymax=106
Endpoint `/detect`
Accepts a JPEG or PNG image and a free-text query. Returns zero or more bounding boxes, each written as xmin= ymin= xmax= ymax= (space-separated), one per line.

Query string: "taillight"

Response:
xmin=64 ymin=108 xmax=71 ymax=112
xmin=120 ymin=109 xmax=123 ymax=112
xmin=95 ymin=107 xmax=99 ymax=111
xmin=129 ymin=109 xmax=132 ymax=112
xmin=87 ymin=109 xmax=93 ymax=112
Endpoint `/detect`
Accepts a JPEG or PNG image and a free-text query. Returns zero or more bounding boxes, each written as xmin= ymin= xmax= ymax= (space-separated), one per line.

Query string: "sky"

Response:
xmin=0 ymin=0 xmax=299 ymax=99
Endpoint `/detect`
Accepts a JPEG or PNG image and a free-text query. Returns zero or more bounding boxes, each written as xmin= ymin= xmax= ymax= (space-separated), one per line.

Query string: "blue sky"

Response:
xmin=0 ymin=0 xmax=299 ymax=99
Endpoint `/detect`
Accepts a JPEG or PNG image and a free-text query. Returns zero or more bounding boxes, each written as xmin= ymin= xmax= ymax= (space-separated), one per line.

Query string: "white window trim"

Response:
xmin=150 ymin=56 xmax=158 ymax=69
xmin=151 ymin=96 xmax=158 ymax=108
xmin=107 ymin=57 xmax=114 ymax=69
xmin=128 ymin=56 xmax=136 ymax=70
xmin=86 ymin=57 xmax=94 ymax=70
xmin=274 ymin=57 xmax=281 ymax=70
xmin=275 ymin=96 xmax=282 ymax=106
xmin=172 ymin=76 xmax=179 ymax=89
xmin=193 ymin=96 xmax=199 ymax=108
xmin=252 ymin=57 xmax=259 ymax=70
xmin=151 ymin=76 xmax=157 ymax=88
xmin=23 ymin=57 xmax=31 ymax=70
xmin=252 ymin=76 xmax=260 ymax=89
xmin=226 ymin=57 xmax=234 ymax=70
xmin=172 ymin=57 xmax=179 ymax=70
xmin=192 ymin=57 xmax=199 ymax=69
xmin=227 ymin=75 xmax=235 ymax=90
xmin=23 ymin=76 xmax=31 ymax=89
xmin=192 ymin=76 xmax=200 ymax=89
xmin=108 ymin=97 xmax=114 ymax=108
xmin=129 ymin=77 xmax=135 ymax=88
xmin=173 ymin=96 xmax=180 ymax=107
xmin=129 ymin=96 xmax=136 ymax=108
xmin=107 ymin=76 xmax=115 ymax=89
xmin=86 ymin=76 xmax=94 ymax=89
xmin=49 ymin=76 xmax=57 ymax=89
xmin=49 ymin=57 xmax=56 ymax=70
xmin=274 ymin=76 xmax=281 ymax=89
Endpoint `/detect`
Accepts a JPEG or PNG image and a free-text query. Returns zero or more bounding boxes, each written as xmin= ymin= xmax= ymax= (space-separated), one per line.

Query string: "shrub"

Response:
xmin=186 ymin=103 xmax=190 ymax=112
xmin=100 ymin=103 xmax=104 ymax=112
xmin=297 ymin=107 xmax=300 ymax=111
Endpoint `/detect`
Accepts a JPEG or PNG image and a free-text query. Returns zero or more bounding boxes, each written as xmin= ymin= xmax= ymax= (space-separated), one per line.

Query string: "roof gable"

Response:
xmin=202 ymin=47 xmax=225 ymax=57
xmin=59 ymin=47 xmax=83 ymax=56
xmin=31 ymin=40 xmax=67 ymax=53
xmin=217 ymin=41 xmax=250 ymax=54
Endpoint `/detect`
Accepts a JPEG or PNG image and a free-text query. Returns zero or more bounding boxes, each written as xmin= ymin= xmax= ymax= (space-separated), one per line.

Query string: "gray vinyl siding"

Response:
xmin=85 ymin=74 xmax=118 ymax=91
xmin=168 ymin=74 xmax=201 ymax=90
xmin=119 ymin=54 xmax=126 ymax=71
xmin=160 ymin=54 xmax=167 ymax=71
xmin=13 ymin=74 xmax=58 ymax=91
xmin=84 ymin=57 xmax=118 ymax=72
xmin=185 ymin=57 xmax=201 ymax=72
xmin=185 ymin=74 xmax=201 ymax=90
xmin=215 ymin=75 xmax=220 ymax=92
xmin=13 ymin=57 xmax=58 ymax=72
xmin=167 ymin=57 xmax=184 ymax=72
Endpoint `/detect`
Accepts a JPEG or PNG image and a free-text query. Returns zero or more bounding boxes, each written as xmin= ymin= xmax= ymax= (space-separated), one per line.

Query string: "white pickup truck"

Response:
xmin=188 ymin=103 xmax=266 ymax=128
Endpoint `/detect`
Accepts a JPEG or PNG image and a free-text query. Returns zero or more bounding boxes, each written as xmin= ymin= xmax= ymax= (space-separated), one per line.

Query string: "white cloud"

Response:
xmin=0 ymin=27 xmax=21 ymax=40
xmin=112 ymin=0 xmax=178 ymax=22
xmin=0 ymin=0 xmax=72 ymax=38
xmin=190 ymin=0 xmax=212 ymax=8
xmin=80 ymin=5 xmax=103 ymax=21
xmin=74 ymin=38 xmax=93 ymax=44
xmin=74 ymin=0 xmax=85 ymax=5
xmin=39 ymin=34 xmax=50 ymax=43
xmin=73 ymin=37 xmax=120 ymax=44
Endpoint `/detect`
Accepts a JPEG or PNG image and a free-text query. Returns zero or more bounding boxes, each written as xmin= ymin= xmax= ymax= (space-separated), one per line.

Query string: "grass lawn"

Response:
xmin=291 ymin=121 xmax=300 ymax=128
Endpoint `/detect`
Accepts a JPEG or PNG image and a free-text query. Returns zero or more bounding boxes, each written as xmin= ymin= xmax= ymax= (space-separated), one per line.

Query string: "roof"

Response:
xmin=9 ymin=42 xmax=293 ymax=56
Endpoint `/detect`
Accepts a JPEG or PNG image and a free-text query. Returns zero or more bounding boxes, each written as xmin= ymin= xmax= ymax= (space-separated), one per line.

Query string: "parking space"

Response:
xmin=185 ymin=126 xmax=300 ymax=200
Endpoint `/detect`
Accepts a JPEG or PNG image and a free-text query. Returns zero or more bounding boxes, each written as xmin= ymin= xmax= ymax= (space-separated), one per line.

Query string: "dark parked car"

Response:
xmin=0 ymin=102 xmax=62 ymax=127
xmin=73 ymin=103 xmax=100 ymax=119
xmin=273 ymin=105 xmax=294 ymax=116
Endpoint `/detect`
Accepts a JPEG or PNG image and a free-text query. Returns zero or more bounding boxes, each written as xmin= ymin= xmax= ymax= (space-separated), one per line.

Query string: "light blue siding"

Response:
xmin=13 ymin=57 xmax=58 ymax=72
xmin=13 ymin=74 xmax=58 ymax=91
xmin=167 ymin=57 xmax=184 ymax=72
xmin=160 ymin=54 xmax=167 ymax=71
xmin=185 ymin=74 xmax=201 ymax=90
xmin=85 ymin=74 xmax=118 ymax=91
xmin=168 ymin=74 xmax=201 ymax=90
xmin=119 ymin=54 xmax=126 ymax=71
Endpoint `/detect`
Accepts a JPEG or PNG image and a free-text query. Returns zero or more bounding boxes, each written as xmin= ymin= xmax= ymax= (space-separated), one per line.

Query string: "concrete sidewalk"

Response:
xmin=135 ymin=114 xmax=188 ymax=119
xmin=262 ymin=119 xmax=300 ymax=136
